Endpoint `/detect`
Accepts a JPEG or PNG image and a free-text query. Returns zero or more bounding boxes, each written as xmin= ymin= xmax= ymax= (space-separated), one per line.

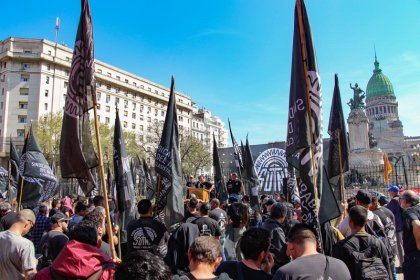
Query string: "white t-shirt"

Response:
xmin=337 ymin=210 xmax=384 ymax=237
xmin=0 ymin=230 xmax=35 ymax=280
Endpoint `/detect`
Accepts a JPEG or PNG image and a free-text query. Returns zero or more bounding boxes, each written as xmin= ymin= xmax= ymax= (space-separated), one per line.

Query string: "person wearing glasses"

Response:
xmin=0 ymin=209 xmax=37 ymax=280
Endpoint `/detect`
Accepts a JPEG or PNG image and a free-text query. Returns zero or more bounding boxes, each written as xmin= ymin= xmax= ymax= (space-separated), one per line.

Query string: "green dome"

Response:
xmin=366 ymin=56 xmax=394 ymax=99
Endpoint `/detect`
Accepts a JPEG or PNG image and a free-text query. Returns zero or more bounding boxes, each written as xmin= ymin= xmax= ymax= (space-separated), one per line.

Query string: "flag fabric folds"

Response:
xmin=155 ymin=76 xmax=184 ymax=227
xmin=113 ymin=110 xmax=136 ymax=235
xmin=0 ymin=167 xmax=8 ymax=199
xmin=213 ymin=134 xmax=228 ymax=204
xmin=228 ymin=120 xmax=243 ymax=170
xmin=18 ymin=126 xmax=59 ymax=208
xmin=60 ymin=0 xmax=98 ymax=195
xmin=242 ymin=138 xmax=261 ymax=214
xmin=143 ymin=159 xmax=156 ymax=200
xmin=286 ymin=0 xmax=323 ymax=232
xmin=9 ymin=137 xmax=20 ymax=199
xmin=383 ymin=153 xmax=392 ymax=183
xmin=327 ymin=74 xmax=349 ymax=180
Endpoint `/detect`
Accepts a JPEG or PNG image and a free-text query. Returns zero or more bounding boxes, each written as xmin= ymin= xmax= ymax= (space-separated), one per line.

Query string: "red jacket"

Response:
xmin=33 ymin=240 xmax=115 ymax=280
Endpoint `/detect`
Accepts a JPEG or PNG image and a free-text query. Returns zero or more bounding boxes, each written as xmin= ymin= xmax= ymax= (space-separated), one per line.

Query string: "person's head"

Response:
xmin=370 ymin=196 xmax=380 ymax=211
xmin=210 ymin=198 xmax=220 ymax=210
xmin=70 ymin=220 xmax=98 ymax=247
xmin=273 ymin=193 xmax=281 ymax=202
xmin=240 ymin=228 xmax=271 ymax=263
xmin=199 ymin=203 xmax=211 ymax=216
xmin=83 ymin=207 xmax=105 ymax=238
xmin=188 ymin=175 xmax=194 ymax=182
xmin=264 ymin=198 xmax=276 ymax=212
xmin=242 ymin=195 xmax=250 ymax=204
xmin=52 ymin=198 xmax=61 ymax=209
xmin=228 ymin=202 xmax=249 ymax=228
xmin=346 ymin=198 xmax=356 ymax=214
xmin=188 ymin=236 xmax=222 ymax=270
xmin=38 ymin=204 xmax=49 ymax=216
xmin=93 ymin=195 xmax=104 ymax=207
xmin=198 ymin=175 xmax=206 ymax=183
xmin=74 ymin=202 xmax=89 ymax=216
xmin=0 ymin=202 xmax=11 ymax=217
xmin=387 ymin=186 xmax=400 ymax=198
xmin=286 ymin=223 xmax=318 ymax=259
xmin=14 ymin=209 xmax=36 ymax=235
xmin=355 ymin=190 xmax=372 ymax=208
xmin=400 ymin=190 xmax=419 ymax=209
xmin=188 ymin=198 xmax=199 ymax=212
xmin=137 ymin=199 xmax=152 ymax=215
xmin=116 ymin=250 xmax=171 ymax=280
xmin=50 ymin=212 xmax=69 ymax=232
xmin=231 ymin=173 xmax=238 ymax=181
xmin=270 ymin=202 xmax=288 ymax=223
xmin=348 ymin=205 xmax=368 ymax=233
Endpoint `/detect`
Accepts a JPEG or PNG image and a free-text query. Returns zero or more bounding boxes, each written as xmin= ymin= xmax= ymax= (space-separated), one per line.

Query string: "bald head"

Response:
xmin=210 ymin=198 xmax=220 ymax=209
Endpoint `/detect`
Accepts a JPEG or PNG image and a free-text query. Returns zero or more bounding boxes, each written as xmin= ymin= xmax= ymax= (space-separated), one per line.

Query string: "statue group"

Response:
xmin=347 ymin=83 xmax=366 ymax=110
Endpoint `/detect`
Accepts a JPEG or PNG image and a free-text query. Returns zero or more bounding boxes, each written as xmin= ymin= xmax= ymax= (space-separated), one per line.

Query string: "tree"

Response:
xmin=34 ymin=111 xmax=63 ymax=163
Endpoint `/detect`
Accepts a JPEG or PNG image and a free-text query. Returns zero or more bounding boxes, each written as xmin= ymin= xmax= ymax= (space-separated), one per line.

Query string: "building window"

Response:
xmin=20 ymin=88 xmax=29 ymax=95
xmin=116 ymin=97 xmax=120 ymax=104
xmin=17 ymin=129 xmax=25 ymax=137
xmin=147 ymin=117 xmax=151 ymax=122
xmin=66 ymin=56 xmax=70 ymax=61
xmin=64 ymin=81 xmax=68 ymax=88
xmin=65 ymin=69 xmax=69 ymax=76
xmin=21 ymin=74 xmax=30 ymax=82
xmin=124 ymin=111 xmax=128 ymax=117
xmin=132 ymin=113 xmax=136 ymax=119
xmin=21 ymin=63 xmax=31 ymax=70
xmin=107 ymin=72 xmax=111 ymax=77
xmin=0 ymin=116 xmax=2 ymax=123
xmin=155 ymin=109 xmax=158 ymax=116
xmin=48 ymin=50 xmax=52 ymax=55
xmin=106 ymin=85 xmax=111 ymax=90
xmin=106 ymin=106 xmax=110 ymax=112
xmin=47 ymin=64 xmax=51 ymax=71
xmin=0 ymin=102 xmax=2 ymax=109
xmin=132 ymin=123 xmax=136 ymax=129
xmin=1 ymin=88 xmax=4 ymax=95
xmin=123 ymin=121 xmax=127 ymax=128
xmin=124 ymin=100 xmax=128 ymax=108
xmin=97 ymin=92 xmax=101 ymax=101
xmin=133 ymin=103 xmax=136 ymax=110
xmin=161 ymin=111 xmax=164 ymax=117
xmin=23 ymin=49 xmax=32 ymax=53
xmin=148 ymin=87 xmax=151 ymax=92
xmin=125 ymin=79 xmax=129 ymax=83
xmin=140 ymin=115 xmax=144 ymax=121
xmin=46 ymin=76 xmax=50 ymax=84
xmin=45 ymin=89 xmax=49 ymax=97
xmin=19 ymin=102 xmax=28 ymax=109
xmin=147 ymin=107 xmax=151 ymax=114
xmin=96 ymin=104 xmax=100 ymax=110
xmin=116 ymin=76 xmax=120 ymax=81
xmin=106 ymin=95 xmax=110 ymax=103
xmin=105 ymin=117 xmax=110 ymax=124
xmin=154 ymin=90 xmax=158 ymax=94
xmin=140 ymin=125 xmax=144 ymax=131
xmin=18 ymin=115 xmax=27 ymax=123
xmin=116 ymin=87 xmax=120 ymax=93
xmin=140 ymin=105 xmax=144 ymax=112
xmin=44 ymin=103 xmax=48 ymax=110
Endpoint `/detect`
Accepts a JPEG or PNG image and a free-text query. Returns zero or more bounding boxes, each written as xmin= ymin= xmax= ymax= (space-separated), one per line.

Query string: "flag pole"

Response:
xmin=154 ymin=175 xmax=162 ymax=216
xmin=92 ymin=91 xmax=116 ymax=259
xmin=296 ymin=0 xmax=319 ymax=208
xmin=7 ymin=160 xmax=11 ymax=202
xmin=337 ymin=130 xmax=345 ymax=203
xmin=17 ymin=177 xmax=24 ymax=211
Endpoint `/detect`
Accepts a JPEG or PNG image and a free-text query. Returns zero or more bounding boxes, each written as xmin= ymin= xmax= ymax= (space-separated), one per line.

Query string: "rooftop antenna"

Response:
xmin=55 ymin=17 xmax=60 ymax=45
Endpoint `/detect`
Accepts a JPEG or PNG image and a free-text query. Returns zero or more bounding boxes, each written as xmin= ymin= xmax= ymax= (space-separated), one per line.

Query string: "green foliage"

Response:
xmin=34 ymin=111 xmax=63 ymax=163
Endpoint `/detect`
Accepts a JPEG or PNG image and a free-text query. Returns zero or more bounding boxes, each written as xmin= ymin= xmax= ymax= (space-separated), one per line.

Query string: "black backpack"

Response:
xmin=366 ymin=219 xmax=394 ymax=261
xmin=346 ymin=235 xmax=389 ymax=280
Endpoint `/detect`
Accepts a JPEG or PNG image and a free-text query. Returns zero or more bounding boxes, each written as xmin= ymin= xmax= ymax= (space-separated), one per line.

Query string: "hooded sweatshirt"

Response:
xmin=33 ymin=240 xmax=115 ymax=280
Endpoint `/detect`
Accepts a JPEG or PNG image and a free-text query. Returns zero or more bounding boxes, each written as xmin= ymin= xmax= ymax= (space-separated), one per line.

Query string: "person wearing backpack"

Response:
xmin=333 ymin=205 xmax=391 ymax=280
xmin=400 ymin=190 xmax=420 ymax=280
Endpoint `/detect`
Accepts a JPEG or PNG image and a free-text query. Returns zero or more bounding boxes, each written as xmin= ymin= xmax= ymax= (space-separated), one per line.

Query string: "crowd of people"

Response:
xmin=0 ymin=177 xmax=419 ymax=280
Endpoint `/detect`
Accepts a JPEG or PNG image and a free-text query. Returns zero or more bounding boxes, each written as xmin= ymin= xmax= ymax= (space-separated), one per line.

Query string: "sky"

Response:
xmin=1 ymin=0 xmax=420 ymax=145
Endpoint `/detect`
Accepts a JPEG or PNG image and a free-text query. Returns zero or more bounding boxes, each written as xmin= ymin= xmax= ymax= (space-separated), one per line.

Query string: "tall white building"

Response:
xmin=0 ymin=37 xmax=227 ymax=165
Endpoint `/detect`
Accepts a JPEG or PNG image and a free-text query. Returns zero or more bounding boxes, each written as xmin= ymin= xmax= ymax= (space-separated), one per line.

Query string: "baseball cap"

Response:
xmin=387 ymin=186 xmax=399 ymax=193
xmin=50 ymin=213 xmax=69 ymax=224
xmin=355 ymin=190 xmax=372 ymax=205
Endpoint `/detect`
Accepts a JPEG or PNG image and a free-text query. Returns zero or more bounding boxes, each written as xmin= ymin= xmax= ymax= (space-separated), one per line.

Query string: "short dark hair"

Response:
xmin=401 ymin=190 xmax=420 ymax=206
xmin=349 ymin=205 xmax=368 ymax=227
xmin=38 ymin=204 xmax=48 ymax=215
xmin=137 ymin=199 xmax=152 ymax=215
xmin=287 ymin=223 xmax=317 ymax=245
xmin=189 ymin=236 xmax=221 ymax=264
xmin=227 ymin=202 xmax=249 ymax=228
xmin=115 ymin=251 xmax=171 ymax=280
xmin=200 ymin=203 xmax=211 ymax=215
xmin=74 ymin=202 xmax=88 ymax=214
xmin=188 ymin=198 xmax=199 ymax=209
xmin=240 ymin=227 xmax=270 ymax=260
xmin=70 ymin=220 xmax=98 ymax=247
xmin=83 ymin=208 xmax=104 ymax=230
xmin=93 ymin=195 xmax=104 ymax=207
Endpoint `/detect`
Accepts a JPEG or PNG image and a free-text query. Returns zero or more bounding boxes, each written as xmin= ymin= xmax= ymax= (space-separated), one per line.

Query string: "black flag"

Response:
xmin=286 ymin=0 xmax=323 ymax=235
xmin=113 ymin=110 xmax=136 ymax=236
xmin=155 ymin=76 xmax=184 ymax=227
xmin=18 ymin=126 xmax=59 ymax=208
xmin=213 ymin=134 xmax=228 ymax=204
xmin=60 ymin=0 xmax=98 ymax=195
xmin=327 ymin=74 xmax=349 ymax=180
xmin=0 ymin=167 xmax=8 ymax=199
xmin=143 ymin=159 xmax=156 ymax=200
xmin=106 ymin=166 xmax=114 ymax=197
xmin=228 ymin=119 xmax=243 ymax=170
xmin=242 ymin=138 xmax=261 ymax=214
xmin=9 ymin=137 xmax=20 ymax=199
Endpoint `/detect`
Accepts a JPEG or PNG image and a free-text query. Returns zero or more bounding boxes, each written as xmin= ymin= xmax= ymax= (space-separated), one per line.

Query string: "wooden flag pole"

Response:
xmin=17 ymin=177 xmax=24 ymax=211
xmin=92 ymin=91 xmax=116 ymax=259
xmin=7 ymin=160 xmax=11 ymax=202
xmin=154 ymin=175 xmax=162 ymax=217
xmin=296 ymin=0 xmax=319 ymax=208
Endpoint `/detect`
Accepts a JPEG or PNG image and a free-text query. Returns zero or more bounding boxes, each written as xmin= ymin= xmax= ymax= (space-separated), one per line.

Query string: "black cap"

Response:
xmin=355 ymin=190 xmax=372 ymax=205
xmin=50 ymin=213 xmax=69 ymax=224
